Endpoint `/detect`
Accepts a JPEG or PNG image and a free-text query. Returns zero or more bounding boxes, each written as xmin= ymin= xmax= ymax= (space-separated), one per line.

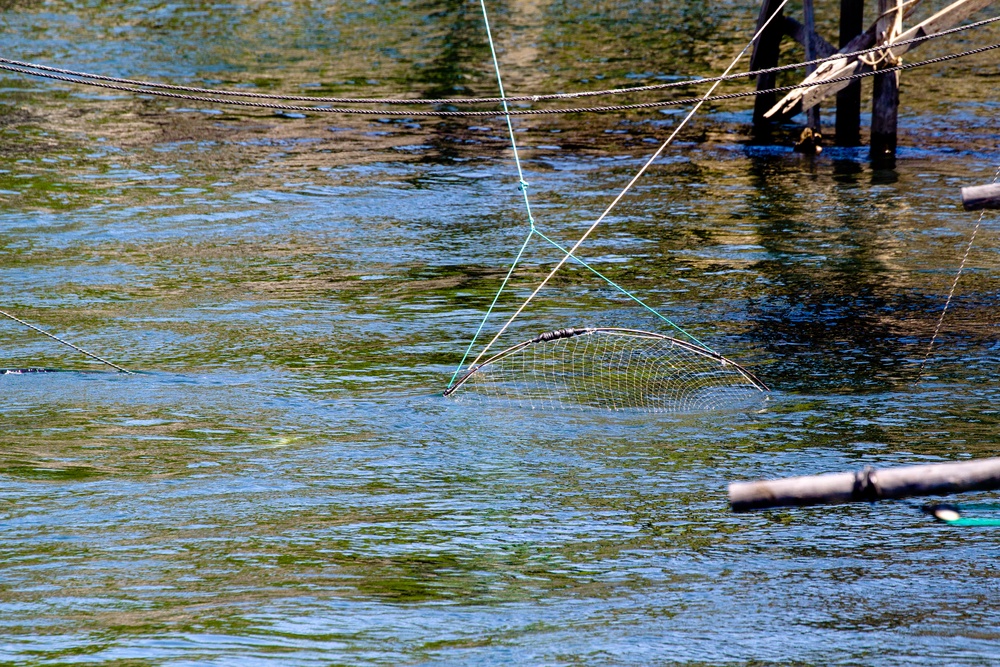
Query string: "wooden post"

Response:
xmin=767 ymin=0 xmax=995 ymax=122
xmin=802 ymin=0 xmax=821 ymax=133
xmin=835 ymin=0 xmax=864 ymax=145
xmin=730 ymin=457 xmax=1000 ymax=512
xmin=962 ymin=183 xmax=1000 ymax=210
xmin=751 ymin=0 xmax=786 ymax=142
xmin=870 ymin=0 xmax=903 ymax=166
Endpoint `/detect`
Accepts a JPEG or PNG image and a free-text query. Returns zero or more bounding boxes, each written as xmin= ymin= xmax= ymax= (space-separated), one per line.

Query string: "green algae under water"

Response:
xmin=1 ymin=1 xmax=1000 ymax=664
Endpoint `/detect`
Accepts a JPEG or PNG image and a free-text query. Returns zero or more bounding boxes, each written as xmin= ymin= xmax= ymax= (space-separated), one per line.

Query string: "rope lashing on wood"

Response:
xmin=729 ymin=457 xmax=1000 ymax=512
xmin=1 ymin=15 xmax=997 ymax=108
xmin=0 ymin=309 xmax=131 ymax=373
xmin=861 ymin=0 xmax=907 ymax=67
xmin=861 ymin=0 xmax=906 ymax=68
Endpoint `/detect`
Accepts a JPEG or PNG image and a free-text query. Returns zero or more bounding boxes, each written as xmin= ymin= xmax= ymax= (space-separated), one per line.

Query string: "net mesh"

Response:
xmin=445 ymin=327 xmax=767 ymax=412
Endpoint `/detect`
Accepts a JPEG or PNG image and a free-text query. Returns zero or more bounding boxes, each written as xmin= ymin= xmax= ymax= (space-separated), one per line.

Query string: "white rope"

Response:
xmin=920 ymin=163 xmax=1000 ymax=375
xmin=0 ymin=308 xmax=131 ymax=373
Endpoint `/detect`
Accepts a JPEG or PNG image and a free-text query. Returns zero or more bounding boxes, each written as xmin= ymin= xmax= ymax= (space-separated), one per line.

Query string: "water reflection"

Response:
xmin=1 ymin=0 xmax=1000 ymax=665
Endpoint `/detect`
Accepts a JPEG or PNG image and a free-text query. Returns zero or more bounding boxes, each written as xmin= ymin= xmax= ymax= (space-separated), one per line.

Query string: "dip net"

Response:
xmin=444 ymin=327 xmax=767 ymax=412
xmin=444 ymin=0 xmax=778 ymax=411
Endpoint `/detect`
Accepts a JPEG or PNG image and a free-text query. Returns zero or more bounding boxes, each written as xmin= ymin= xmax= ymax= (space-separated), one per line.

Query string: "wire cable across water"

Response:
xmin=1 ymin=41 xmax=998 ymax=117
xmin=2 ymin=14 xmax=996 ymax=107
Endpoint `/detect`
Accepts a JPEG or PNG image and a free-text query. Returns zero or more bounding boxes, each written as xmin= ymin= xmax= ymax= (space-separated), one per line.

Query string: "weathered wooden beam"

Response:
xmin=835 ymin=0 xmax=864 ymax=145
xmin=730 ymin=457 xmax=1000 ymax=512
xmin=893 ymin=0 xmax=994 ymax=51
xmin=765 ymin=0 xmax=994 ymax=121
xmin=783 ymin=16 xmax=838 ymax=58
xmin=763 ymin=23 xmax=879 ymax=120
xmin=871 ymin=0 xmax=904 ymax=165
xmin=962 ymin=183 xmax=1000 ymax=210
xmin=751 ymin=0 xmax=788 ymax=141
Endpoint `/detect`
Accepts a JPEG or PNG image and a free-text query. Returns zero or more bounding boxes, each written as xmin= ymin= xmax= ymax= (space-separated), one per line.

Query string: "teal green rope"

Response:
xmin=927 ymin=502 xmax=1000 ymax=527
xmin=529 ymin=226 xmax=715 ymax=352
xmin=450 ymin=0 xmax=711 ymax=386
xmin=942 ymin=517 xmax=1000 ymax=527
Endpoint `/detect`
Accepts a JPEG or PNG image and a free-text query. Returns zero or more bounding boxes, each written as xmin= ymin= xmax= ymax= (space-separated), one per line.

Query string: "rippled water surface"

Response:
xmin=2 ymin=1 xmax=1000 ymax=664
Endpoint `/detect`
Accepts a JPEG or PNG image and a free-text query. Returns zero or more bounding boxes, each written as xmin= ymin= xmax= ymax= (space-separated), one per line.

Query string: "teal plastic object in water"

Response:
xmin=925 ymin=503 xmax=1000 ymax=527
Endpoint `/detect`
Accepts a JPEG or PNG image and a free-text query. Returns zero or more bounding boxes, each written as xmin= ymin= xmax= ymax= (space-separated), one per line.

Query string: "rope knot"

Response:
xmin=518 ymin=180 xmax=529 ymax=192
xmin=853 ymin=465 xmax=883 ymax=502
xmin=862 ymin=16 xmax=903 ymax=68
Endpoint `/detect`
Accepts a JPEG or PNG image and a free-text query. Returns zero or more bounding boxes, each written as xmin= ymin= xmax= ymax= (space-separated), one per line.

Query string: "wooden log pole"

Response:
xmin=870 ymin=0 xmax=904 ymax=166
xmin=802 ymin=0 xmax=822 ymax=133
xmin=730 ymin=457 xmax=1000 ymax=512
xmin=962 ymin=183 xmax=1000 ymax=210
xmin=751 ymin=0 xmax=787 ymax=142
xmin=835 ymin=0 xmax=864 ymax=145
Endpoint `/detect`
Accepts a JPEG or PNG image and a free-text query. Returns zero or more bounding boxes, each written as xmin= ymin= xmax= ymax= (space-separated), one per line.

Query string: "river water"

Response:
xmin=1 ymin=1 xmax=999 ymax=664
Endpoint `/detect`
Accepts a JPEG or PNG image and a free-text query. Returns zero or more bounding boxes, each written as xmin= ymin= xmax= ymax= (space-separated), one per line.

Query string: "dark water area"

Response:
xmin=1 ymin=0 xmax=1000 ymax=664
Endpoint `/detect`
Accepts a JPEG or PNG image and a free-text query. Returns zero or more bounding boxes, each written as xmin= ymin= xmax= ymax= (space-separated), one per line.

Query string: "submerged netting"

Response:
xmin=445 ymin=327 xmax=767 ymax=412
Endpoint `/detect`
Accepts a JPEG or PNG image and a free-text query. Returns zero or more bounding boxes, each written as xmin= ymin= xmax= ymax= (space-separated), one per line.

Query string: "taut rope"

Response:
xmin=0 ymin=309 xmax=131 ymax=373
xmin=920 ymin=164 xmax=1000 ymax=375
xmin=456 ymin=0 xmax=792 ymax=379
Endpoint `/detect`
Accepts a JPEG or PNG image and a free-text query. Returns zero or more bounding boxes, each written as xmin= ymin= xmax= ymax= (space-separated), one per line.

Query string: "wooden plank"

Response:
xmin=891 ymin=0 xmax=995 ymax=57
xmin=729 ymin=457 xmax=1000 ymax=512
xmin=962 ymin=183 xmax=1000 ymax=210
xmin=763 ymin=26 xmax=877 ymax=119
xmin=765 ymin=0 xmax=995 ymax=120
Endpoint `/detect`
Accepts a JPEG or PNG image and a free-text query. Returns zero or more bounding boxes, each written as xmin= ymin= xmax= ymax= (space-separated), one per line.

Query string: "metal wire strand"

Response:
xmin=2 ymin=42 xmax=996 ymax=117
xmin=919 ymin=163 xmax=1000 ymax=375
xmin=0 ymin=309 xmax=132 ymax=373
xmin=2 ymin=14 xmax=997 ymax=106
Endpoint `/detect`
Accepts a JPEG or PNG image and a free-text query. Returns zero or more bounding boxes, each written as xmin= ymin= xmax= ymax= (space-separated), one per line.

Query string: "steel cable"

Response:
xmin=0 ymin=14 xmax=997 ymax=107
xmin=1 ymin=42 xmax=997 ymax=117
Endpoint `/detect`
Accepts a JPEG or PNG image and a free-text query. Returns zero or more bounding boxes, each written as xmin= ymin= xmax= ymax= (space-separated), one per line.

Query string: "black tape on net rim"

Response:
xmin=444 ymin=327 xmax=767 ymax=412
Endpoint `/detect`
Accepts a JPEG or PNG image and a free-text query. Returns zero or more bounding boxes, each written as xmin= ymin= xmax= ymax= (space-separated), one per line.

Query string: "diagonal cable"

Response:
xmin=463 ymin=0 xmax=792 ymax=372
xmin=0 ymin=308 xmax=132 ymax=373
xmin=919 ymin=163 xmax=1000 ymax=376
